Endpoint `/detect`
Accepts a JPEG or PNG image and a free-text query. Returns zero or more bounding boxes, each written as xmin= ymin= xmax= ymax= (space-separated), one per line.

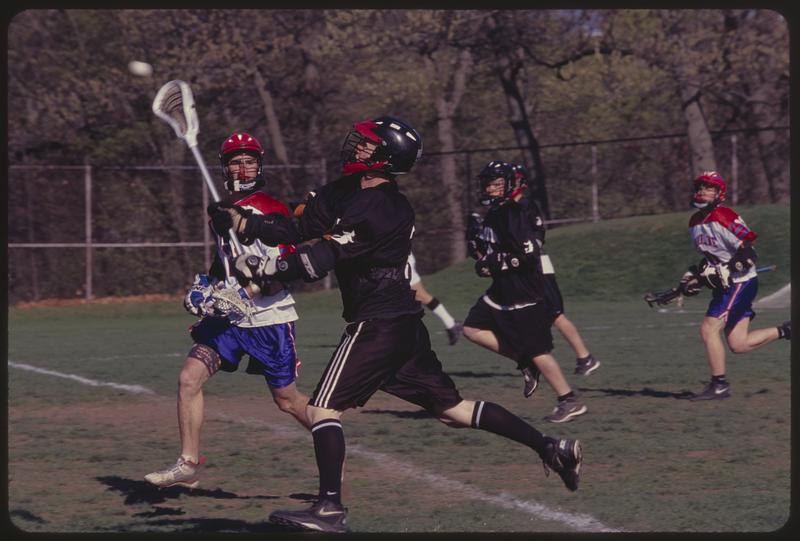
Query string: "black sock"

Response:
xmin=470 ymin=401 xmax=550 ymax=459
xmin=312 ymin=419 xmax=345 ymax=504
xmin=557 ymin=391 xmax=575 ymax=402
xmin=711 ymin=374 xmax=727 ymax=385
xmin=425 ymin=298 xmax=440 ymax=310
xmin=577 ymin=354 xmax=592 ymax=362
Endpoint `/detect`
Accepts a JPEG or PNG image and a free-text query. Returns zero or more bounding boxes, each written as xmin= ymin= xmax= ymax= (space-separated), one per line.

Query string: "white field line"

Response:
xmin=8 ymin=361 xmax=157 ymax=395
xmin=8 ymin=363 xmax=619 ymax=533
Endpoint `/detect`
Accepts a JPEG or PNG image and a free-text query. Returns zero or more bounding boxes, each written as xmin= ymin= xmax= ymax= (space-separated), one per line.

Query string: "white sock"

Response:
xmin=432 ymin=303 xmax=456 ymax=329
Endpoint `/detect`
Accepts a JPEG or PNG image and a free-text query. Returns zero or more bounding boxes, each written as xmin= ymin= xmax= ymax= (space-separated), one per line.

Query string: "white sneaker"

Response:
xmin=144 ymin=456 xmax=205 ymax=488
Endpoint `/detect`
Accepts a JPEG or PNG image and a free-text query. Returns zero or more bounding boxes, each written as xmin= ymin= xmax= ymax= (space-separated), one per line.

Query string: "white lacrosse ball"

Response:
xmin=128 ymin=60 xmax=153 ymax=77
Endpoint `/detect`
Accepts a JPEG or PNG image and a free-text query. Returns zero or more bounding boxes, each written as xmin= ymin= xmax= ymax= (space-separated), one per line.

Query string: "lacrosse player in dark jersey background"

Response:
xmin=229 ymin=117 xmax=584 ymax=533
xmin=462 ymin=160 xmax=588 ymax=424
xmin=508 ymin=164 xmax=600 ymax=379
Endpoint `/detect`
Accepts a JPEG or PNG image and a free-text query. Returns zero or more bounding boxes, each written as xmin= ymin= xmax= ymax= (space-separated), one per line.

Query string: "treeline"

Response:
xmin=7 ymin=9 xmax=789 ymax=302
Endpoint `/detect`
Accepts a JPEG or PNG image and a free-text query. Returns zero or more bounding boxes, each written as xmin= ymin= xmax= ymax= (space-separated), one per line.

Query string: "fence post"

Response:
xmin=591 ymin=145 xmax=600 ymax=222
xmin=202 ymin=180 xmax=210 ymax=271
xmin=731 ymin=134 xmax=738 ymax=205
xmin=84 ymin=159 xmax=93 ymax=299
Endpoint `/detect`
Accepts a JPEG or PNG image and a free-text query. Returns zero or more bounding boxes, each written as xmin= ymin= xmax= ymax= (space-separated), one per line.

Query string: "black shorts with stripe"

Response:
xmin=311 ymin=312 xmax=462 ymax=413
xmin=464 ymin=296 xmax=554 ymax=361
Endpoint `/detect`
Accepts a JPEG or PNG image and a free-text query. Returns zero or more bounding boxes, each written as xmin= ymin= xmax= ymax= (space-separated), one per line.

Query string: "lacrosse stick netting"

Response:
xmin=152 ymin=80 xmax=244 ymax=258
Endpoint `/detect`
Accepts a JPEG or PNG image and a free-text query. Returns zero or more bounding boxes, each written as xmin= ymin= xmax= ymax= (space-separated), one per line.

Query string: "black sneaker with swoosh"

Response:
xmin=269 ymin=499 xmax=349 ymax=533
xmin=689 ymin=381 xmax=731 ymax=401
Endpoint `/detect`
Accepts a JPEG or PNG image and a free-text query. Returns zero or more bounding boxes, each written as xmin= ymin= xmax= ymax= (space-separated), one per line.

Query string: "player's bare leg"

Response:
xmin=553 ymin=314 xmax=590 ymax=359
xmin=531 ymin=353 xmax=572 ymax=396
xmin=144 ymin=348 xmax=216 ymax=488
xmin=699 ymin=316 xmax=727 ymax=377
xmin=177 ymin=351 xmax=217 ymax=462
xmin=725 ymin=317 xmax=781 ymax=353
xmin=692 ymin=317 xmax=731 ymax=400
xmin=270 ymin=383 xmax=312 ymax=429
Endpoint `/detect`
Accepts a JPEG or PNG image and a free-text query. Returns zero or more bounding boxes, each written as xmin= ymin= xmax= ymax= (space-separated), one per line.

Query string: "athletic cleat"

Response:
xmin=521 ymin=366 xmax=540 ymax=398
xmin=544 ymin=398 xmax=587 ymax=423
xmin=778 ymin=321 xmax=791 ymax=340
xmin=447 ymin=321 xmax=463 ymax=346
xmin=269 ymin=499 xmax=349 ymax=533
xmin=144 ymin=456 xmax=205 ymax=488
xmin=542 ymin=438 xmax=582 ymax=491
xmin=574 ymin=355 xmax=600 ymax=376
xmin=689 ymin=381 xmax=731 ymax=401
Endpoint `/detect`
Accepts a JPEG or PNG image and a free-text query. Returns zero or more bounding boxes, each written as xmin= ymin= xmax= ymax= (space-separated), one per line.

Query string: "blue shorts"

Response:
xmin=190 ymin=317 xmax=298 ymax=389
xmin=706 ymin=278 xmax=757 ymax=331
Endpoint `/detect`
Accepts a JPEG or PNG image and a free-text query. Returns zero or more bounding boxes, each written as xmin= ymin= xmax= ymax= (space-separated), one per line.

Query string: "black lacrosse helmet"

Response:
xmin=340 ymin=116 xmax=423 ymax=176
xmin=478 ymin=160 xmax=517 ymax=206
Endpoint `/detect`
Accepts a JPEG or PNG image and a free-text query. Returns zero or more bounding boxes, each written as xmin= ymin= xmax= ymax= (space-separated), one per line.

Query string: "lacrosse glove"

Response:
xmin=207 ymin=202 xmax=252 ymax=242
xmin=184 ymin=274 xmax=216 ymax=316
xmin=727 ymin=243 xmax=757 ymax=273
xmin=233 ymin=253 xmax=278 ymax=288
xmin=679 ymin=266 xmax=702 ymax=296
xmin=475 ymin=251 xmax=522 ymax=277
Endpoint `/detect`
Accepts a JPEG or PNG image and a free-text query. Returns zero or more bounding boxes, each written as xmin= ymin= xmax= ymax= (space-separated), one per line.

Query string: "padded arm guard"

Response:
xmin=728 ymin=242 xmax=757 ymax=273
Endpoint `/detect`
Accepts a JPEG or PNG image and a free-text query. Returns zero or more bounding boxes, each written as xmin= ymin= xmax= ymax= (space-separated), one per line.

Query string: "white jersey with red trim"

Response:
xmin=688 ymin=205 xmax=758 ymax=284
xmin=215 ymin=191 xmax=298 ymax=328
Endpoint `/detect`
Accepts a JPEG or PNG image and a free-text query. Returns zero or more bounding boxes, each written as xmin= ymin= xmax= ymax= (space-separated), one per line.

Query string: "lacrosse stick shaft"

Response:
xmin=190 ymin=146 xmax=244 ymax=256
xmin=756 ymin=264 xmax=776 ymax=273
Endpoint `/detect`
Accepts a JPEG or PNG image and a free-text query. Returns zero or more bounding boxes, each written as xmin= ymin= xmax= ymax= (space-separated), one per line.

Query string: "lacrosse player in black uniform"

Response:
xmin=462 ymin=161 xmax=588 ymax=424
xmin=509 ymin=164 xmax=600 ymax=378
xmin=230 ymin=117 xmax=583 ymax=533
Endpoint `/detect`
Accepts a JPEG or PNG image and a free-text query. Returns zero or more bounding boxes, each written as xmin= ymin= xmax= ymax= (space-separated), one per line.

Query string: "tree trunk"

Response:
xmin=425 ymin=49 xmax=472 ymax=263
xmin=496 ymin=61 xmax=551 ymax=219
xmin=679 ymin=83 xmax=717 ymax=174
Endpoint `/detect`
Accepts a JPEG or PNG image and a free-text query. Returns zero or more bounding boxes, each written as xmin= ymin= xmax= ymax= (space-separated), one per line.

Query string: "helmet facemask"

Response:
xmin=340 ymin=122 xmax=389 ymax=176
xmin=340 ymin=117 xmax=422 ymax=176
xmin=691 ymin=171 xmax=727 ymax=210
xmin=223 ymin=150 xmax=264 ymax=194
xmin=478 ymin=161 xmax=517 ymax=207
xmin=219 ymin=132 xmax=266 ymax=194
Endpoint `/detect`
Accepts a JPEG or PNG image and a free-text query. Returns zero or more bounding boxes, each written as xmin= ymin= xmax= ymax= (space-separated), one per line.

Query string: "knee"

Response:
xmin=727 ymin=339 xmax=748 ymax=354
xmin=273 ymin=395 xmax=294 ymax=414
xmin=462 ymin=326 xmax=480 ymax=342
xmin=178 ymin=368 xmax=203 ymax=394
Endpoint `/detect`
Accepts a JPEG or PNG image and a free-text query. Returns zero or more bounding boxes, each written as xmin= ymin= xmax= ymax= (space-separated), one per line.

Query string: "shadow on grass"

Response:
xmin=577 ymin=386 xmax=698 ymax=399
xmin=96 ymin=476 xmax=280 ymax=505
xmin=446 ymin=370 xmax=515 ymax=378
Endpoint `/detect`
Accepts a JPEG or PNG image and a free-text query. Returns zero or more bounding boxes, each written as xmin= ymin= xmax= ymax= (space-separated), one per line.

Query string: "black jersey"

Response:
xmin=280 ymin=179 xmax=422 ymax=323
xmin=481 ymin=199 xmax=547 ymax=307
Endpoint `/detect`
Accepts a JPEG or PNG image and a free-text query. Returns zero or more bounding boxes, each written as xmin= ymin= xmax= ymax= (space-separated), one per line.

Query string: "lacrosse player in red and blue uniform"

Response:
xmin=229 ymin=117 xmax=583 ymax=533
xmin=681 ymin=171 xmax=790 ymax=401
xmin=144 ymin=133 xmax=310 ymax=489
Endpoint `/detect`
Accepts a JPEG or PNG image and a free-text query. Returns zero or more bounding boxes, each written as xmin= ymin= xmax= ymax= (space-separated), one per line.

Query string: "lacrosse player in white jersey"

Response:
xmin=406 ymin=252 xmax=463 ymax=345
xmin=679 ymin=171 xmax=790 ymax=401
xmin=144 ymin=133 xmax=311 ymax=489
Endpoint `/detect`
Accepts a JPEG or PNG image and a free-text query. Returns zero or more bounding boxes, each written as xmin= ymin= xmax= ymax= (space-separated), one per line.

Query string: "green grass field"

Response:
xmin=7 ymin=205 xmax=791 ymax=533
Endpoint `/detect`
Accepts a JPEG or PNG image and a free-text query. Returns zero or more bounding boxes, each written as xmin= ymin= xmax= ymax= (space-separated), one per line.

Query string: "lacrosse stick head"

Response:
xmin=152 ymin=80 xmax=200 ymax=148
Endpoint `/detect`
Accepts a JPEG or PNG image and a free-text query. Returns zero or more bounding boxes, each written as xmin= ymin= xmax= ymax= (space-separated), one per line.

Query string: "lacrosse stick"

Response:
xmin=152 ymin=80 xmax=244 ymax=259
xmin=644 ymin=263 xmax=777 ymax=308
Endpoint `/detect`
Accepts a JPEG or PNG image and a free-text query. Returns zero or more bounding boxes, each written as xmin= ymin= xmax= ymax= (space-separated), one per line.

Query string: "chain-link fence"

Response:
xmin=8 ymin=127 xmax=788 ymax=303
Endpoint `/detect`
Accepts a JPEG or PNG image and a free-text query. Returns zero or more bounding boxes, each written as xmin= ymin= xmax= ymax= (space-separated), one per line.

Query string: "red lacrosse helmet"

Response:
xmin=691 ymin=170 xmax=726 ymax=209
xmin=219 ymin=132 xmax=266 ymax=193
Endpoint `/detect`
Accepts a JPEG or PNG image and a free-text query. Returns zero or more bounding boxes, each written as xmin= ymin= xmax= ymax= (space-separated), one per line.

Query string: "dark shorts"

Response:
xmin=707 ymin=278 xmax=758 ymax=331
xmin=542 ymin=274 xmax=564 ymax=319
xmin=464 ymin=296 xmax=554 ymax=361
xmin=311 ymin=312 xmax=462 ymax=413
xmin=190 ymin=317 xmax=298 ymax=389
